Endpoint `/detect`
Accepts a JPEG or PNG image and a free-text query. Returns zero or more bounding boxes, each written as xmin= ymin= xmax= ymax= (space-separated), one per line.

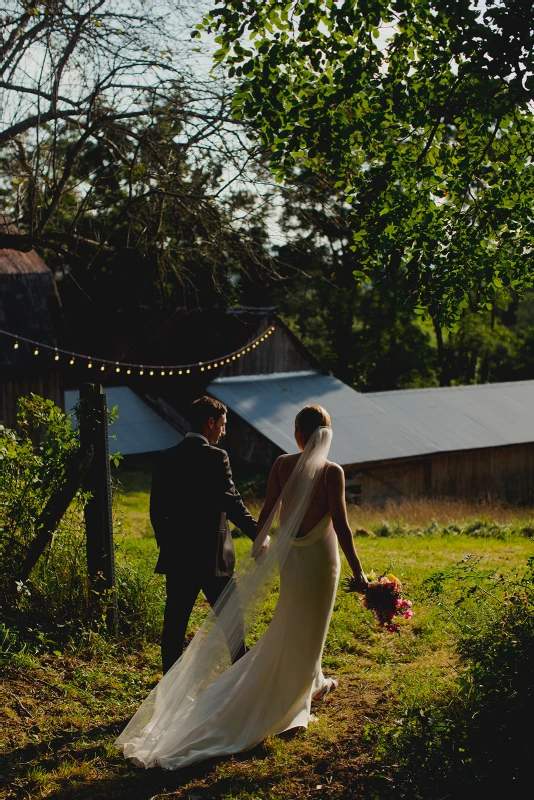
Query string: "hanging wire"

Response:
xmin=0 ymin=326 xmax=276 ymax=373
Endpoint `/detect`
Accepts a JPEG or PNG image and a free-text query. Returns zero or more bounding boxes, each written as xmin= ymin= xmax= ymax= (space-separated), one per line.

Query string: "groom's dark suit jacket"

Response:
xmin=150 ymin=436 xmax=257 ymax=576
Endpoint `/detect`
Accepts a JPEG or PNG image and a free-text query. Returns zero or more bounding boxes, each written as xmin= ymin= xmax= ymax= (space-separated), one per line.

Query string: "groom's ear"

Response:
xmin=207 ymin=416 xmax=215 ymax=430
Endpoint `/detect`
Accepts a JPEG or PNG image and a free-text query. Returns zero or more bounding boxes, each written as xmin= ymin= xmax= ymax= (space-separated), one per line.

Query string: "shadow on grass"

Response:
xmin=4 ymin=718 xmax=284 ymax=800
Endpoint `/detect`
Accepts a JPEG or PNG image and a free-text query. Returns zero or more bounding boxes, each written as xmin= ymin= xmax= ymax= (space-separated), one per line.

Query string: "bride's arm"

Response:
xmin=327 ymin=464 xmax=368 ymax=592
xmin=256 ymin=455 xmax=284 ymax=534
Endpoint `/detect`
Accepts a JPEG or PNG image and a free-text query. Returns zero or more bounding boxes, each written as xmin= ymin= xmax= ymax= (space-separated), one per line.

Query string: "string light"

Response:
xmin=1 ymin=324 xmax=276 ymax=374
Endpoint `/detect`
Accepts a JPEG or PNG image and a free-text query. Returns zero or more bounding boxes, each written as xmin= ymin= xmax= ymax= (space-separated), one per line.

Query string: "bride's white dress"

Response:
xmin=122 ymin=513 xmax=340 ymax=769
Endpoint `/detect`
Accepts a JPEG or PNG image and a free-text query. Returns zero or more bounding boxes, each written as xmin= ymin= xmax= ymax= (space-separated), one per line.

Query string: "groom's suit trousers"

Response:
xmin=162 ymin=572 xmax=247 ymax=674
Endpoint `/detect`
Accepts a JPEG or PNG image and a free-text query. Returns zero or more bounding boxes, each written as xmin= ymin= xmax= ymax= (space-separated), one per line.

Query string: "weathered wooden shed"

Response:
xmin=0 ymin=232 xmax=64 ymax=428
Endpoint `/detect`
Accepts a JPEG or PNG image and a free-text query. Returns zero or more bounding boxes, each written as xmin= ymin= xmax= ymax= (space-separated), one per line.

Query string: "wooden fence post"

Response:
xmin=79 ymin=383 xmax=118 ymax=633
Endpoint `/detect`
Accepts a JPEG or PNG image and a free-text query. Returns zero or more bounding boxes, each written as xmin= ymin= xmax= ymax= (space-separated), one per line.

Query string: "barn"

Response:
xmin=3 ymin=285 xmax=534 ymax=504
xmin=209 ymin=371 xmax=534 ymax=505
xmin=0 ymin=229 xmax=64 ymax=428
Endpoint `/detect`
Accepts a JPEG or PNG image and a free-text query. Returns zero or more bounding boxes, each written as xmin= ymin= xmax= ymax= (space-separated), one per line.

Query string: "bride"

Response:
xmin=116 ymin=404 xmax=368 ymax=769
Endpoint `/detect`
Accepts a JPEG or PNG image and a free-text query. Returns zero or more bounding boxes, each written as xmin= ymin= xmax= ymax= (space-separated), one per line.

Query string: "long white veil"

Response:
xmin=115 ymin=426 xmax=333 ymax=764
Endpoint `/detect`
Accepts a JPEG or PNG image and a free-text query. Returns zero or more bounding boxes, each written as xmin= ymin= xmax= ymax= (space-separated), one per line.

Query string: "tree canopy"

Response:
xmin=200 ymin=0 xmax=534 ymax=323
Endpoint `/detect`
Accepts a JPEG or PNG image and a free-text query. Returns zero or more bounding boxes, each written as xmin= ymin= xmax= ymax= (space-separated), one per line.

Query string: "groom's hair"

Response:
xmin=188 ymin=396 xmax=227 ymax=430
xmin=295 ymin=404 xmax=331 ymax=439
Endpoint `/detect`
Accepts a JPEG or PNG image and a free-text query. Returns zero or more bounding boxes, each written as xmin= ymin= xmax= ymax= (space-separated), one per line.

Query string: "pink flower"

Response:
xmin=402 ymin=610 xmax=415 ymax=619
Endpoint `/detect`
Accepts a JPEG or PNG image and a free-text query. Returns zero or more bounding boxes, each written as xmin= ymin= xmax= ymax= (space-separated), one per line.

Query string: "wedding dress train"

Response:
xmin=120 ymin=513 xmax=340 ymax=769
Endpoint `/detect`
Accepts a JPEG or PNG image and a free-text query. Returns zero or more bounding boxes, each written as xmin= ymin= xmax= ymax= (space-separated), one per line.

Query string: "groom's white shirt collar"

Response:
xmin=185 ymin=432 xmax=209 ymax=445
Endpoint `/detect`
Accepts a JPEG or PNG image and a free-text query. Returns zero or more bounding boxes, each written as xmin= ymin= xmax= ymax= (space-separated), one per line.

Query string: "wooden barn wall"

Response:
xmin=0 ymin=370 xmax=63 ymax=429
xmin=218 ymin=326 xmax=316 ymax=378
xmin=224 ymin=410 xmax=283 ymax=470
xmin=344 ymin=443 xmax=534 ymax=505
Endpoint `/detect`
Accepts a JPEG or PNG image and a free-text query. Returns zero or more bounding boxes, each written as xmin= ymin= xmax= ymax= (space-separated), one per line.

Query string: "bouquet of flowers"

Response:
xmin=344 ymin=571 xmax=414 ymax=632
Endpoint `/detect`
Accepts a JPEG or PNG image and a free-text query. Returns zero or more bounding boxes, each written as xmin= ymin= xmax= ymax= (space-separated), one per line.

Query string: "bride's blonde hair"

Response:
xmin=295 ymin=404 xmax=331 ymax=442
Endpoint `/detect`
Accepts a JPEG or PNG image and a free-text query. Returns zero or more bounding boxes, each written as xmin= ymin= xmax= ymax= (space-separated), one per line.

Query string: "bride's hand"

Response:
xmin=254 ymin=535 xmax=271 ymax=562
xmin=351 ymin=570 xmax=369 ymax=594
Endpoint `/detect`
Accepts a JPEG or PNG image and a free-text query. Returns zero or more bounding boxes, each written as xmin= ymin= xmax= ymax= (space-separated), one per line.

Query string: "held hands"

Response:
xmin=253 ymin=535 xmax=271 ymax=562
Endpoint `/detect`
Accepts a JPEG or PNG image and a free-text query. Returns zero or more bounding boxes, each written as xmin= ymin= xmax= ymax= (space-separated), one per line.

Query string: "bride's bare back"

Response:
xmin=257 ymin=450 xmax=368 ymax=590
xmin=277 ymin=453 xmax=331 ymax=536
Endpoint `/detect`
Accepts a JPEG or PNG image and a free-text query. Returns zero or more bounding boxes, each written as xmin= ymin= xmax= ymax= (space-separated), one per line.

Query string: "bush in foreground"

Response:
xmin=370 ymin=556 xmax=534 ymax=798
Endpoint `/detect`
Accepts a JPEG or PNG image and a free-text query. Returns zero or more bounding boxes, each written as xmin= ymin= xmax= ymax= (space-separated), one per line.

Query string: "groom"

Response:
xmin=150 ymin=396 xmax=258 ymax=674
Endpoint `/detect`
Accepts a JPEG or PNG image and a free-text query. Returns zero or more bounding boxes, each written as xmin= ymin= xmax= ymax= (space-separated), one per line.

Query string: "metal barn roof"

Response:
xmin=208 ymin=372 xmax=534 ymax=465
xmin=64 ymin=386 xmax=182 ymax=456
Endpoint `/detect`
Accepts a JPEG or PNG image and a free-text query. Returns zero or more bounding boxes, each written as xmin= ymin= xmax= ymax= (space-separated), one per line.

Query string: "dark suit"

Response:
xmin=150 ymin=435 xmax=257 ymax=673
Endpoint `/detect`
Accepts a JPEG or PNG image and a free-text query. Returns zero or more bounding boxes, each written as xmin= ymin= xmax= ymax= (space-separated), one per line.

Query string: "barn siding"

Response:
xmin=223 ymin=409 xmax=282 ymax=469
xmin=344 ymin=443 xmax=534 ymax=505
xmin=0 ymin=370 xmax=63 ymax=428
xmin=218 ymin=324 xmax=321 ymax=378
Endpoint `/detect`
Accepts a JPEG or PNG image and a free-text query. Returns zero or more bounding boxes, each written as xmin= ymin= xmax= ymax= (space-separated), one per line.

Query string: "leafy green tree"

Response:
xmin=200 ymin=0 xmax=534 ymax=323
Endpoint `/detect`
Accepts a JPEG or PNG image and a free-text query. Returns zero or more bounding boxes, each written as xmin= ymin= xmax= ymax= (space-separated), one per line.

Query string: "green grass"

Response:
xmin=3 ymin=470 xmax=534 ymax=799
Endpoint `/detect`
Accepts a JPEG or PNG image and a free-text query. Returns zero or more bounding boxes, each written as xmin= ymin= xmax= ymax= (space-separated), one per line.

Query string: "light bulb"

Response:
xmin=88 ymin=362 xmax=92 ymax=368
xmin=70 ymin=358 xmax=74 ymax=365
xmin=127 ymin=369 xmax=131 ymax=375
xmin=34 ymin=349 xmax=39 ymax=355
xmin=13 ymin=342 xmax=19 ymax=349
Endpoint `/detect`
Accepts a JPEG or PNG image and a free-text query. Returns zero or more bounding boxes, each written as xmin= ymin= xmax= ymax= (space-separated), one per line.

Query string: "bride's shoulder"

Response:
xmin=325 ymin=461 xmax=344 ymax=482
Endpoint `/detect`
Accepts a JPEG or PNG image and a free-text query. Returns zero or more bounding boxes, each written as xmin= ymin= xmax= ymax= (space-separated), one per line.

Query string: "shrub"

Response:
xmin=1 ymin=395 xmax=163 ymax=655
xmin=370 ymin=556 xmax=534 ymax=797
